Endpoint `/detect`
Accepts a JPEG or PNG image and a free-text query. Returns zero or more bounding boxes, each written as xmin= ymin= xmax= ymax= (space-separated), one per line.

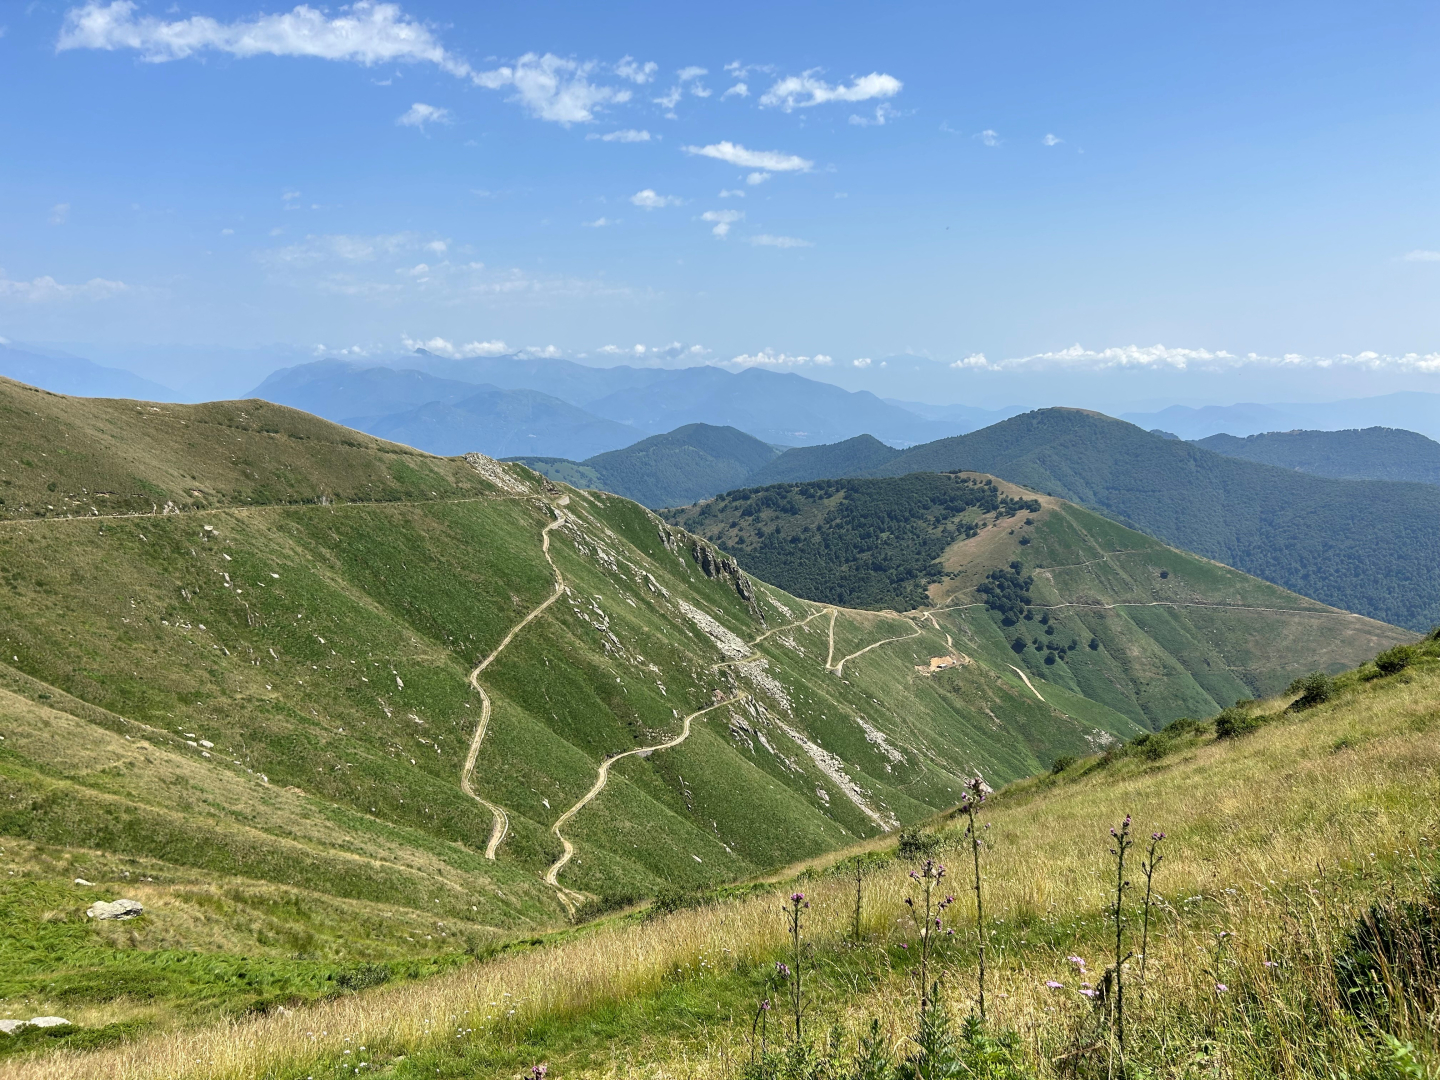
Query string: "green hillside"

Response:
xmin=21 ymin=625 xmax=1440 ymax=1080
xmin=510 ymin=423 xmax=781 ymax=508
xmin=860 ymin=409 xmax=1440 ymax=631
xmin=664 ymin=471 xmax=1408 ymax=727
xmin=747 ymin=434 xmax=902 ymax=486
xmin=1194 ymin=426 xmax=1440 ymax=484
xmin=0 ymin=379 xmax=1188 ymax=1038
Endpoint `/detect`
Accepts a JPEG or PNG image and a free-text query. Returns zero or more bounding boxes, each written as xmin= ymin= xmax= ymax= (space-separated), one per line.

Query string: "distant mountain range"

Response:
xmin=1122 ymin=391 xmax=1440 ymax=442
xmin=1194 ymin=427 xmax=1440 ymax=485
xmin=0 ymin=342 xmax=172 ymax=400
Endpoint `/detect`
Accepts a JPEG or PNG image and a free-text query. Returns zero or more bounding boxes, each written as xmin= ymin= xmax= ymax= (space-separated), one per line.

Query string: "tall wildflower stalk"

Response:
xmin=783 ymin=891 xmax=809 ymax=1042
xmin=1109 ymin=815 xmax=1135 ymax=1064
xmin=1138 ymin=831 xmax=1165 ymax=1003
xmin=959 ymin=775 xmax=990 ymax=1020
xmin=906 ymin=861 xmax=955 ymax=1018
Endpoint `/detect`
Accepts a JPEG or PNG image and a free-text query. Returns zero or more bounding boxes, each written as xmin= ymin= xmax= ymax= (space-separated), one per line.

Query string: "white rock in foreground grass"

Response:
xmin=86 ymin=898 xmax=143 ymax=920
xmin=0 ymin=1017 xmax=73 ymax=1035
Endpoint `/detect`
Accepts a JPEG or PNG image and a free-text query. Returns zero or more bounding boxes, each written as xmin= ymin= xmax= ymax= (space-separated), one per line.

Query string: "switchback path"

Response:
xmin=1007 ymin=664 xmax=1046 ymax=702
xmin=460 ymin=498 xmax=570 ymax=860
xmin=829 ymin=614 xmax=923 ymax=678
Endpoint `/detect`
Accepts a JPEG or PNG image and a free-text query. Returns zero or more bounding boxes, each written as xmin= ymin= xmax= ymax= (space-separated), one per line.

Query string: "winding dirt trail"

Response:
xmin=460 ymin=498 xmax=570 ymax=860
xmin=541 ymin=605 xmax=837 ymax=899
xmin=1007 ymin=664 xmax=1046 ymax=702
xmin=828 ymin=615 xmax=923 ymax=678
xmin=542 ymin=694 xmax=747 ymax=894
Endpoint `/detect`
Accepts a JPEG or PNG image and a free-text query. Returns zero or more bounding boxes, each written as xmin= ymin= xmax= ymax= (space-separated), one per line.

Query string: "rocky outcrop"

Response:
xmin=1 ymin=1018 xmax=72 ymax=1035
xmin=690 ymin=539 xmax=758 ymax=608
xmin=86 ymin=898 xmax=143 ymax=920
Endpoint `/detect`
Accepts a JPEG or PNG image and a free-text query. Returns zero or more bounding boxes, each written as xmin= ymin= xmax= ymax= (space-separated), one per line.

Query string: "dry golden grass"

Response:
xmin=7 ymin=662 xmax=1437 ymax=1079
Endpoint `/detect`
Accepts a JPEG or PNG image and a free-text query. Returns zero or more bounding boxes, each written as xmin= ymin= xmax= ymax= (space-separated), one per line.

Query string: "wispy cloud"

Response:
xmin=747 ymin=234 xmax=813 ymax=248
xmin=587 ymin=128 xmax=652 ymax=142
xmin=849 ymin=103 xmax=898 ymax=127
xmin=976 ymin=129 xmax=1000 ymax=146
xmin=474 ymin=53 xmax=631 ymax=124
xmin=950 ymin=343 xmax=1440 ymax=374
xmin=760 ymin=70 xmax=901 ymax=111
xmin=728 ymin=348 xmax=833 ymax=367
xmin=683 ymin=141 xmax=813 ymax=172
xmin=700 ymin=209 xmax=744 ymax=237
xmin=631 ymin=189 xmax=682 ymax=209
xmin=596 ymin=342 xmax=707 ymax=364
xmin=1042 ymin=133 xmax=1063 ymax=146
xmin=614 ymin=56 xmax=657 ymax=84
xmin=722 ymin=82 xmax=748 ymax=99
xmin=719 ymin=188 xmax=745 ymax=198
xmin=397 ymin=102 xmax=451 ymax=129
xmin=49 ymin=203 xmax=71 ymax=225
xmin=403 ymin=335 xmax=510 ymax=357
xmin=1402 ymin=250 xmax=1440 ymax=262
xmin=59 ymin=3 xmax=635 ymax=125
xmin=0 ymin=269 xmax=129 ymax=302
xmin=582 ymin=216 xmax=613 ymax=227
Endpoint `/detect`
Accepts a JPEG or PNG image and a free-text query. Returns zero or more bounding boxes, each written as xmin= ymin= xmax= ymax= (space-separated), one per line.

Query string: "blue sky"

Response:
xmin=2 ymin=0 xmax=1439 ymax=407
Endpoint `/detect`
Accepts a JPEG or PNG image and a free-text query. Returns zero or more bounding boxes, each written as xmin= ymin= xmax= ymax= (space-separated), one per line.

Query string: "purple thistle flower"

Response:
xmin=790 ymin=892 xmax=805 ymax=904
xmin=1045 ymin=981 xmax=1064 ymax=989
xmin=1068 ymin=956 xmax=1087 ymax=970
xmin=1264 ymin=961 xmax=1278 ymax=969
xmin=898 ymin=943 xmax=908 ymax=950
xmin=531 ymin=1066 xmax=548 ymax=1080
xmin=1215 ymin=983 xmax=1228 ymax=993
xmin=1152 ymin=832 xmax=1166 ymax=841
xmin=760 ymin=999 xmax=771 ymax=1011
xmin=775 ymin=961 xmax=790 ymax=976
xmin=1079 ymin=988 xmax=1097 ymax=999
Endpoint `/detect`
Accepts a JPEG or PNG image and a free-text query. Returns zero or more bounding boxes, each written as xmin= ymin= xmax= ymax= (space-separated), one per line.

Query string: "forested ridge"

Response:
xmin=862 ymin=409 xmax=1440 ymax=630
xmin=663 ymin=472 xmax=1038 ymax=608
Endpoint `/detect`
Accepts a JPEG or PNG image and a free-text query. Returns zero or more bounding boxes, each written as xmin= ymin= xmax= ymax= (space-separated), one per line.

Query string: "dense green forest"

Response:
xmin=861 ymin=409 xmax=1440 ymax=630
xmin=1195 ymin=426 xmax=1440 ymax=485
xmin=663 ymin=473 xmax=1038 ymax=608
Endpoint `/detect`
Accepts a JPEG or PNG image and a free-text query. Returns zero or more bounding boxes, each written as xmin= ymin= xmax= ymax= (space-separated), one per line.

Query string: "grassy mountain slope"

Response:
xmin=747 ymin=434 xmax=902 ymax=486
xmin=664 ymin=471 xmax=1408 ymax=728
xmin=1194 ymin=426 xmax=1440 ymax=484
xmin=0 ymin=378 xmax=1163 ymax=1034
xmin=865 ymin=408 xmax=1440 ymax=630
xmin=23 ymin=628 xmax=1440 ymax=1080
xmin=512 ymin=423 xmax=781 ymax=509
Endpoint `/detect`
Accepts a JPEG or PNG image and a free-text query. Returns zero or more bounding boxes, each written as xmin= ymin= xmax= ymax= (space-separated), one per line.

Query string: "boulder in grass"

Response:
xmin=0 ymin=1020 xmax=27 ymax=1035
xmin=86 ymin=898 xmax=143 ymax=920
xmin=27 ymin=1017 xmax=72 ymax=1028
xmin=0 ymin=1018 xmax=72 ymax=1035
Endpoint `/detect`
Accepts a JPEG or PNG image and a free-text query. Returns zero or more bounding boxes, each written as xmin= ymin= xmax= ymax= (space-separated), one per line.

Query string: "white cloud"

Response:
xmin=760 ymin=70 xmax=902 ymax=111
xmin=848 ymin=103 xmax=898 ymax=127
xmin=587 ymin=128 xmax=652 ymax=142
xmin=582 ymin=216 xmax=613 ymax=227
xmin=653 ymin=85 xmax=683 ymax=111
xmin=58 ymin=0 xmax=473 ymax=72
xmin=615 ymin=56 xmax=657 ymax=84
xmin=403 ymin=335 xmax=510 ymax=357
xmin=677 ymin=65 xmax=708 ymax=81
xmin=852 ymin=357 xmax=872 ymax=368
xmin=683 ymin=141 xmax=813 ymax=173
xmin=260 ymin=231 xmax=430 ymax=265
xmin=1042 ymin=133 xmax=1062 ymax=146
xmin=0 ymin=269 xmax=129 ymax=303
xmin=949 ymin=343 xmax=1440 ymax=375
xmin=425 ymin=239 xmax=448 ymax=254
xmin=49 ymin=203 xmax=70 ymax=225
xmin=220 ymin=227 xmax=235 ymax=235
xmin=474 ymin=53 xmax=630 ymax=124
xmin=596 ymin=342 xmax=705 ymax=363
xmin=977 ymin=129 xmax=1000 ymax=146
xmin=631 ymin=189 xmax=681 ymax=209
xmin=719 ymin=188 xmax=745 ymax=198
xmin=1403 ymin=250 xmax=1440 ymax=262
xmin=746 ymin=171 xmax=770 ymax=186
xmin=722 ymin=82 xmax=748 ymax=99
xmin=747 ymin=234 xmax=813 ymax=248
xmin=522 ymin=345 xmax=563 ymax=358
xmin=727 ymin=349 xmax=833 ymax=368
xmin=397 ymin=102 xmax=451 ymax=129
xmin=59 ymin=4 xmax=635 ymax=126
xmin=700 ymin=209 xmax=744 ymax=237
xmin=282 ymin=190 xmax=301 ymax=202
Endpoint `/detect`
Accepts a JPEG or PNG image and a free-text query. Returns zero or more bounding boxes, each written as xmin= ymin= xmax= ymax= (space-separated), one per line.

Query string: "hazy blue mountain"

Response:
xmin=862 ymin=408 xmax=1440 ymax=630
xmin=513 ymin=423 xmax=782 ymax=508
xmin=249 ymin=360 xmax=488 ymax=421
xmin=582 ymin=367 xmax=962 ymax=446
xmin=882 ymin=398 xmax=1028 ymax=430
xmin=1194 ymin=427 xmax=1440 ymax=485
xmin=358 ymin=387 xmax=646 ymax=459
xmin=1121 ymin=391 xmax=1440 ymax=441
xmin=747 ymin=434 xmax=904 ymax=485
xmin=0 ymin=343 xmax=173 ymax=400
